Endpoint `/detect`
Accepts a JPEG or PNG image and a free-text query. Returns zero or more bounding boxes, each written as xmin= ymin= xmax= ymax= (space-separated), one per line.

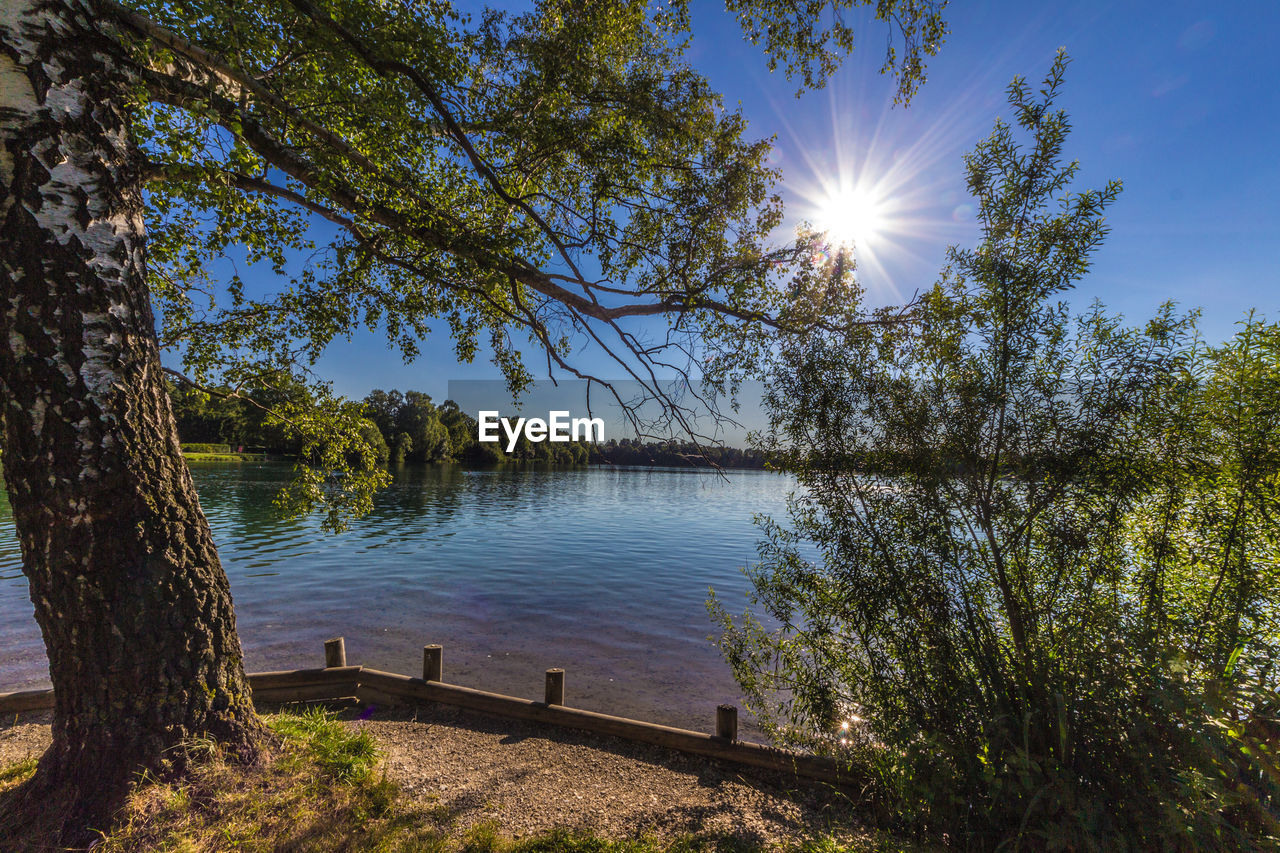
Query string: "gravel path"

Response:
xmin=0 ymin=704 xmax=869 ymax=847
xmin=0 ymin=710 xmax=49 ymax=769
xmin=349 ymin=703 xmax=867 ymax=846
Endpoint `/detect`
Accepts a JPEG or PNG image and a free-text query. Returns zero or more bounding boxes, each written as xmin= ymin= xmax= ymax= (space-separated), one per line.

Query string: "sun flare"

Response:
xmin=815 ymin=186 xmax=887 ymax=251
xmin=777 ymin=87 xmax=960 ymax=299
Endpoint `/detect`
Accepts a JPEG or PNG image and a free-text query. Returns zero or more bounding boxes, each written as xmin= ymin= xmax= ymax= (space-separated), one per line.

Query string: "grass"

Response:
xmin=183 ymin=452 xmax=268 ymax=462
xmin=0 ymin=709 xmax=917 ymax=852
xmin=0 ymin=757 xmax=36 ymax=785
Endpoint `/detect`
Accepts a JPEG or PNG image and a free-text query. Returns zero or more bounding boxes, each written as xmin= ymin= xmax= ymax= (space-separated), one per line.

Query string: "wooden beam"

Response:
xmin=252 ymin=682 xmax=358 ymax=704
xmin=0 ymin=668 xmax=365 ymax=713
xmin=324 ymin=637 xmax=347 ymax=668
xmin=423 ymin=644 xmax=443 ymax=682
xmin=249 ymin=666 xmax=363 ymax=690
xmin=716 ymin=704 xmax=738 ymax=741
xmin=0 ymin=687 xmax=53 ymax=713
xmin=355 ymin=683 xmax=406 ymax=707
xmin=544 ymin=668 xmax=565 ymax=705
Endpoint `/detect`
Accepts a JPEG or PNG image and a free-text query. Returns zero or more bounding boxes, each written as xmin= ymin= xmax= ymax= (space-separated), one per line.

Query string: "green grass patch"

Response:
xmin=183 ymin=452 xmax=267 ymax=461
xmin=180 ymin=443 xmax=231 ymax=454
xmin=267 ymin=706 xmax=381 ymax=783
xmin=94 ymin=709 xmax=444 ymax=852
xmin=0 ymin=757 xmax=37 ymax=786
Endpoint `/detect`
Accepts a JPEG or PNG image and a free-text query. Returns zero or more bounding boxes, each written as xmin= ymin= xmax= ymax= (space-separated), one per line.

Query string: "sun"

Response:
xmin=775 ymin=85 xmax=958 ymax=297
xmin=814 ymin=185 xmax=887 ymax=252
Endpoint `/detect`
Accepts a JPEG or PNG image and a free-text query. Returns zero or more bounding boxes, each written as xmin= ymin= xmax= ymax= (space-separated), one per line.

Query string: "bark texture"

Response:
xmin=0 ymin=0 xmax=263 ymax=842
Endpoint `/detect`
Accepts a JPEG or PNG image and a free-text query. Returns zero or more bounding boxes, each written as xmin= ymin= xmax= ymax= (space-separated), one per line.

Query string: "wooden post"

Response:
xmin=324 ymin=637 xmax=346 ymax=668
xmin=716 ymin=704 xmax=738 ymax=741
xmin=423 ymin=644 xmax=443 ymax=682
xmin=544 ymin=668 xmax=565 ymax=705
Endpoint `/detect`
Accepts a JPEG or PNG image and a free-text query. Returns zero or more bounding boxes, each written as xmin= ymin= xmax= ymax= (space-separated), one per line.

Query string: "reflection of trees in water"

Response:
xmin=190 ymin=462 xmax=307 ymax=546
xmin=463 ymin=465 xmax=592 ymax=518
xmin=189 ymin=462 xmax=605 ymax=549
xmin=374 ymin=462 xmax=468 ymax=525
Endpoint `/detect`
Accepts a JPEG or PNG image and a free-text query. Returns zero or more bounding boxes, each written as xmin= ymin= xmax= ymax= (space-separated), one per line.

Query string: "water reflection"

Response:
xmin=0 ymin=463 xmax=796 ymax=734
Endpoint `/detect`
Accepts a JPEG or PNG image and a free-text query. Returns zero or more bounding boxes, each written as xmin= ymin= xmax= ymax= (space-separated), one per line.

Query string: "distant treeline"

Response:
xmin=591 ymin=438 xmax=765 ymax=469
xmin=169 ymin=384 xmax=765 ymax=469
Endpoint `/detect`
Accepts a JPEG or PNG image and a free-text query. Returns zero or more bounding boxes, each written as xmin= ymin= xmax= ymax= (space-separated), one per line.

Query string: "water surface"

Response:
xmin=0 ymin=464 xmax=796 ymax=735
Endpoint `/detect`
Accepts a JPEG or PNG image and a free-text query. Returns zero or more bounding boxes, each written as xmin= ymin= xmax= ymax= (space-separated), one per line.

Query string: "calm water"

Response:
xmin=0 ymin=464 xmax=797 ymax=735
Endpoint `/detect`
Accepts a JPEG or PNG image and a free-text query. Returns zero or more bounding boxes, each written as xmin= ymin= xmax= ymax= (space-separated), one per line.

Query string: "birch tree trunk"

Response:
xmin=0 ymin=0 xmax=264 ymax=841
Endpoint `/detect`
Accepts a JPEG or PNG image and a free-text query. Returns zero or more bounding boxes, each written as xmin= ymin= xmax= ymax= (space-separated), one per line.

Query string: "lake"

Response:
xmin=0 ymin=463 xmax=799 ymax=737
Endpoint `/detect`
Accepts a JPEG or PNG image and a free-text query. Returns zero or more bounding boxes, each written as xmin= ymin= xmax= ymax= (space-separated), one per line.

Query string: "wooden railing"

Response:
xmin=0 ymin=637 xmax=855 ymax=788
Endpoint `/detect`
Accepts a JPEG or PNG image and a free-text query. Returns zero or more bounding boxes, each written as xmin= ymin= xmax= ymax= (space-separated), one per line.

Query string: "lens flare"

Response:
xmin=790 ymin=154 xmax=928 ymax=300
xmin=768 ymin=65 xmax=997 ymax=301
xmin=815 ymin=185 xmax=888 ymax=252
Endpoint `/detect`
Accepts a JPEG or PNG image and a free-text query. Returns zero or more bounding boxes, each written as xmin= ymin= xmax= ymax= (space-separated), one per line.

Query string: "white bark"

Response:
xmin=1 ymin=0 xmax=134 ymax=432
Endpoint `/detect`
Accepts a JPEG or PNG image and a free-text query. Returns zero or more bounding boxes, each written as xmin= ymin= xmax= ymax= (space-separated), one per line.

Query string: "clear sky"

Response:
xmin=303 ymin=0 xmax=1279 ymax=403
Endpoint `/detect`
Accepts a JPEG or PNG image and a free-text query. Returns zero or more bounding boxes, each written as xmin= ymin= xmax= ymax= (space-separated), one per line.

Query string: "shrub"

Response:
xmin=714 ymin=53 xmax=1280 ymax=850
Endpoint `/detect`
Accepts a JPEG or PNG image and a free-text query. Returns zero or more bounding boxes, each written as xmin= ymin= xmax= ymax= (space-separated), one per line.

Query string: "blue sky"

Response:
xmin=306 ymin=0 xmax=1279 ymax=402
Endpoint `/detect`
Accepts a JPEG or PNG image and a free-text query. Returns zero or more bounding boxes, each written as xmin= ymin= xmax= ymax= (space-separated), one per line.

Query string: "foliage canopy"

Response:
xmin=105 ymin=0 xmax=946 ymax=526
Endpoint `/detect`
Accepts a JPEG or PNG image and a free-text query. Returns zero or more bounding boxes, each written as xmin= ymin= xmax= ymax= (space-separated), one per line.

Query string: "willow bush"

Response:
xmin=713 ymin=53 xmax=1279 ymax=850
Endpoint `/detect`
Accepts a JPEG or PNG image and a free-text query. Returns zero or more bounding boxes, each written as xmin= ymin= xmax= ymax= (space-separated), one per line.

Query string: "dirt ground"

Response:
xmin=0 ymin=703 xmax=872 ymax=848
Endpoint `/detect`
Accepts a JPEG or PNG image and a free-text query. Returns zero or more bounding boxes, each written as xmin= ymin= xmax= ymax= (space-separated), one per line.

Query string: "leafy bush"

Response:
xmin=714 ymin=53 xmax=1279 ymax=850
